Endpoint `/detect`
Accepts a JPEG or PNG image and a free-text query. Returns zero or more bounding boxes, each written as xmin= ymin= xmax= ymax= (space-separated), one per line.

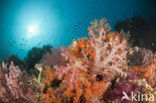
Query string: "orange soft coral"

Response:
xmin=83 ymin=76 xmax=109 ymax=102
xmin=62 ymin=72 xmax=110 ymax=103
xmin=64 ymin=82 xmax=83 ymax=103
xmin=69 ymin=37 xmax=95 ymax=61
xmin=36 ymin=66 xmax=61 ymax=103
xmin=62 ymin=72 xmax=84 ymax=103
xmin=42 ymin=66 xmax=56 ymax=86
xmin=132 ymin=54 xmax=156 ymax=87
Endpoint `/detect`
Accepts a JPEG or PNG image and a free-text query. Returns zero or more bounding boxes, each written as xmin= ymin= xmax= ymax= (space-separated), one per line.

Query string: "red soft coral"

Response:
xmin=40 ymin=48 xmax=66 ymax=67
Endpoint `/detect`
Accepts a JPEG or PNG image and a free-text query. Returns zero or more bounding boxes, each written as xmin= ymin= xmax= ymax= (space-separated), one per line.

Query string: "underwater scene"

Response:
xmin=0 ymin=0 xmax=156 ymax=103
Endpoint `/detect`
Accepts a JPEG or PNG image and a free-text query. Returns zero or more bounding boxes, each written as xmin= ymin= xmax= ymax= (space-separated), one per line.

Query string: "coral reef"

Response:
xmin=115 ymin=16 xmax=156 ymax=52
xmin=131 ymin=53 xmax=156 ymax=87
xmin=87 ymin=29 xmax=129 ymax=76
xmin=3 ymin=55 xmax=25 ymax=69
xmin=103 ymin=73 xmax=142 ymax=103
xmin=35 ymin=66 xmax=62 ymax=103
xmin=127 ymin=47 xmax=154 ymax=68
xmin=40 ymin=47 xmax=66 ymax=67
xmin=55 ymin=47 xmax=88 ymax=89
xmin=24 ymin=45 xmax=53 ymax=72
xmin=0 ymin=17 xmax=156 ymax=103
xmin=69 ymin=18 xmax=130 ymax=78
xmin=0 ymin=62 xmax=37 ymax=103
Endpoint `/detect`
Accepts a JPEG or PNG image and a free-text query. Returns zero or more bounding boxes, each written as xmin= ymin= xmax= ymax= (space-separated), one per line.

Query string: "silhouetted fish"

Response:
xmin=74 ymin=25 xmax=78 ymax=27
xmin=79 ymin=22 xmax=83 ymax=24
xmin=8 ymin=42 xmax=13 ymax=46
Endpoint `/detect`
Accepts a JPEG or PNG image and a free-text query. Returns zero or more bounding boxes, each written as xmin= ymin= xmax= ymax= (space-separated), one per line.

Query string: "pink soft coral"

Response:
xmin=55 ymin=18 xmax=129 ymax=89
xmin=5 ymin=62 xmax=21 ymax=99
xmin=55 ymin=47 xmax=88 ymax=88
xmin=85 ymin=18 xmax=129 ymax=77
xmin=0 ymin=62 xmax=36 ymax=103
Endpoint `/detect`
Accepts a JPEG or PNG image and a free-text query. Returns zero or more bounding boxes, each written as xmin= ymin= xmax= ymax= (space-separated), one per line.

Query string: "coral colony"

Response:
xmin=0 ymin=18 xmax=156 ymax=103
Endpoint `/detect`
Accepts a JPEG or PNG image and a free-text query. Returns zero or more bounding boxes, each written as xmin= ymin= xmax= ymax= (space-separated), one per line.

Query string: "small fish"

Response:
xmin=74 ymin=25 xmax=78 ymax=27
xmin=80 ymin=22 xmax=83 ymax=24
xmin=8 ymin=42 xmax=13 ymax=46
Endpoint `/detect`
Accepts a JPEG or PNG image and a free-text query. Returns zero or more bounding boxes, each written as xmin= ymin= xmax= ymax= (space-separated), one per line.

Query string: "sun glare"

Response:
xmin=28 ymin=25 xmax=38 ymax=34
xmin=27 ymin=24 xmax=39 ymax=38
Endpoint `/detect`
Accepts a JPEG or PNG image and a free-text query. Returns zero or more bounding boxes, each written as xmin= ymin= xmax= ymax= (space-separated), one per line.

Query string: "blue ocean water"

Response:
xmin=0 ymin=0 xmax=155 ymax=59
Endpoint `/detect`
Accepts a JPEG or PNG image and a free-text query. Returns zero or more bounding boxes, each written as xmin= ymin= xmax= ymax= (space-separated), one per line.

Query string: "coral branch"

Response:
xmin=40 ymin=48 xmax=66 ymax=67
xmin=87 ymin=18 xmax=129 ymax=77
xmin=0 ymin=62 xmax=36 ymax=103
xmin=55 ymin=47 xmax=88 ymax=88
xmin=5 ymin=62 xmax=21 ymax=99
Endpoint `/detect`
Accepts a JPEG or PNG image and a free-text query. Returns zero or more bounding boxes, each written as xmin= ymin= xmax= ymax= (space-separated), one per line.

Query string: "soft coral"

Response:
xmin=55 ymin=47 xmax=88 ymax=88
xmin=132 ymin=53 xmax=156 ymax=87
xmin=86 ymin=18 xmax=129 ymax=77
xmin=0 ymin=62 xmax=35 ymax=103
